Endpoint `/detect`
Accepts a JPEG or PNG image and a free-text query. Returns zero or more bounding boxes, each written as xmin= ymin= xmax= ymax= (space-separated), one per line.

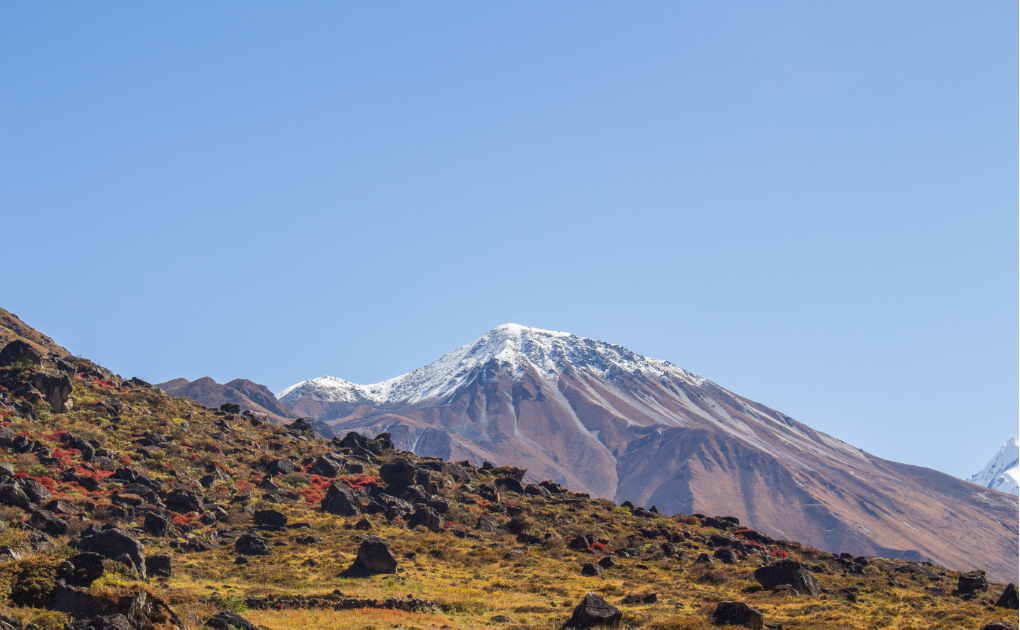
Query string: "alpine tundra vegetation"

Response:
xmin=0 ymin=307 xmax=1015 ymax=630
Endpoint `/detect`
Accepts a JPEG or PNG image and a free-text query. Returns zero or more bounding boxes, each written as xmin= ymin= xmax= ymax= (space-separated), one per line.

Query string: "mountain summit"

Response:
xmin=970 ymin=436 xmax=1020 ymax=496
xmin=278 ymin=324 xmax=701 ymax=408
xmin=278 ymin=324 xmax=1019 ymax=582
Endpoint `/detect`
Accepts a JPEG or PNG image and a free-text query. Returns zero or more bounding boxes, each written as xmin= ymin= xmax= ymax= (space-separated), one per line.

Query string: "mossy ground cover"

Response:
xmin=0 ymin=357 xmax=1012 ymax=630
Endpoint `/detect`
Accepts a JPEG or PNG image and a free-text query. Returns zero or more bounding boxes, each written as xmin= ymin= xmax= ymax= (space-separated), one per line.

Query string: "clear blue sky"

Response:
xmin=2 ymin=3 xmax=1016 ymax=479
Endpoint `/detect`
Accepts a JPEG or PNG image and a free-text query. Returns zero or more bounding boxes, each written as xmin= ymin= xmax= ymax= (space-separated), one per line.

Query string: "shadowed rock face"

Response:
xmin=343 ymin=536 xmax=397 ymax=576
xmin=280 ymin=325 xmax=1020 ymax=583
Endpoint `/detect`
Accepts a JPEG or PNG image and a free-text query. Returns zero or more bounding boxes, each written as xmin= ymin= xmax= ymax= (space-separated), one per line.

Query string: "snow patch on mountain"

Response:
xmin=277 ymin=323 xmax=704 ymax=407
xmin=968 ymin=436 xmax=1019 ymax=496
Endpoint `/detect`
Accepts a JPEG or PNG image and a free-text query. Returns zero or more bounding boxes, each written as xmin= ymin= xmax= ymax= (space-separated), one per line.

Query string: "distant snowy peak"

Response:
xmin=969 ymin=436 xmax=1019 ymax=496
xmin=277 ymin=323 xmax=704 ymax=407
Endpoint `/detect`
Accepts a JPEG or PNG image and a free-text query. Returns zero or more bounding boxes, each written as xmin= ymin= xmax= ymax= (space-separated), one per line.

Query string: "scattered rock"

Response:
xmin=0 ymin=340 xmax=42 ymax=367
xmin=995 ymin=582 xmax=1018 ymax=609
xmin=694 ymin=552 xmax=715 ymax=566
xmin=565 ymin=592 xmax=622 ymax=628
xmin=265 ymin=458 xmax=297 ymax=476
xmin=59 ymin=552 xmax=106 ymax=587
xmin=235 ymin=532 xmax=270 ymax=556
xmin=981 ymin=623 xmax=1019 ymax=630
xmin=490 ymin=615 xmax=512 ymax=624
xmin=205 ymin=611 xmax=260 ymax=630
xmin=354 ymin=518 xmax=372 ymax=531
xmin=957 ymin=570 xmax=988 ymax=596
xmin=713 ymin=548 xmax=738 ymax=565
xmin=72 ymin=527 xmax=146 ymax=578
xmin=380 ymin=458 xmax=417 ymax=486
xmin=165 ymin=490 xmax=201 ymax=513
xmin=753 ymin=559 xmax=820 ymax=596
xmin=145 ymin=554 xmax=172 ymax=578
xmin=408 ymin=506 xmax=442 ymax=533
xmin=713 ymin=601 xmax=764 ymax=629
xmin=321 ymin=482 xmax=362 ymax=516
xmin=310 ymin=454 xmax=345 ymax=478
xmin=598 ymin=556 xmax=618 ymax=569
xmin=581 ymin=562 xmax=603 ymax=576
xmin=254 ymin=509 xmax=288 ymax=529
xmin=342 ymin=536 xmax=398 ymax=576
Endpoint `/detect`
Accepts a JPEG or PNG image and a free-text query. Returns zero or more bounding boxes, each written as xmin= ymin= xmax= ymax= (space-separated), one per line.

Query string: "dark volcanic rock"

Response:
xmin=753 ymin=559 xmax=820 ymax=596
xmin=72 ymin=528 xmax=146 ymax=578
xmin=995 ymin=583 xmax=1018 ymax=609
xmin=598 ymin=556 xmax=618 ymax=570
xmin=265 ymin=458 xmax=297 ymax=476
xmin=28 ymin=371 xmax=74 ymax=413
xmin=143 ymin=513 xmax=176 ymax=537
xmin=342 ymin=536 xmax=398 ymax=576
xmin=581 ymin=562 xmax=603 ymax=577
xmin=713 ymin=548 xmax=738 ymax=565
xmin=958 ymin=570 xmax=988 ymax=596
xmin=21 ymin=479 xmax=51 ymax=504
xmin=565 ymin=592 xmax=622 ymax=628
xmin=408 ymin=506 xmax=442 ymax=533
xmin=59 ymin=552 xmax=106 ymax=587
xmin=145 ymin=553 xmax=172 ymax=578
xmin=254 ymin=509 xmax=288 ymax=529
xmin=165 ymin=490 xmax=201 ymax=513
xmin=0 ymin=340 xmax=42 ymax=367
xmin=235 ymin=532 xmax=270 ymax=556
xmin=981 ymin=623 xmax=1019 ymax=630
xmin=205 ymin=611 xmax=260 ymax=630
xmin=380 ymin=458 xmax=417 ymax=486
xmin=30 ymin=509 xmax=68 ymax=536
xmin=713 ymin=601 xmax=764 ymax=629
xmin=321 ymin=482 xmax=361 ymax=516
xmin=310 ymin=454 xmax=345 ymax=478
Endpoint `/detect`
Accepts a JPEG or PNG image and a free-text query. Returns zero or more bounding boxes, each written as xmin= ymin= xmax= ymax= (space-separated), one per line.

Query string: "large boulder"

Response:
xmin=21 ymin=479 xmax=51 ymax=504
xmin=713 ymin=601 xmax=764 ymax=629
xmin=995 ymin=583 xmax=1018 ymax=609
xmin=310 ymin=454 xmax=345 ymax=478
xmin=165 ymin=490 xmax=201 ymax=513
xmin=565 ymin=593 xmax=622 ymax=628
xmin=0 ymin=340 xmax=42 ymax=367
xmin=321 ymin=482 xmax=361 ymax=516
xmin=235 ymin=532 xmax=270 ymax=556
xmin=752 ymin=559 xmax=820 ymax=596
xmin=72 ymin=528 xmax=146 ymax=578
xmin=380 ymin=458 xmax=417 ymax=486
xmin=981 ymin=623 xmax=1019 ymax=630
xmin=343 ymin=536 xmax=398 ymax=576
xmin=145 ymin=554 xmax=172 ymax=578
xmin=408 ymin=506 xmax=442 ymax=533
xmin=254 ymin=509 xmax=288 ymax=529
xmin=27 ymin=371 xmax=73 ymax=413
xmin=958 ymin=570 xmax=988 ymax=596
xmin=58 ymin=552 xmax=106 ymax=587
xmin=264 ymin=458 xmax=297 ymax=476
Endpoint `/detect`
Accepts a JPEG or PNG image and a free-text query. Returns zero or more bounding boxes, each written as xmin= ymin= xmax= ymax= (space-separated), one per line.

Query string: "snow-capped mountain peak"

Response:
xmin=276 ymin=324 xmax=702 ymax=408
xmin=968 ymin=435 xmax=1019 ymax=496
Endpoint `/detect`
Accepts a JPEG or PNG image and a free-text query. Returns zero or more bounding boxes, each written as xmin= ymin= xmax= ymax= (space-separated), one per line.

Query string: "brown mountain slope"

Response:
xmin=156 ymin=376 xmax=297 ymax=423
xmin=279 ymin=324 xmax=1019 ymax=583
xmin=0 ymin=306 xmax=69 ymax=357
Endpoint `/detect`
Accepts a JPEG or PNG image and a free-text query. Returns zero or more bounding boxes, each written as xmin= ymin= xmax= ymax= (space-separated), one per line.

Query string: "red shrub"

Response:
xmin=771 ymin=550 xmax=789 ymax=558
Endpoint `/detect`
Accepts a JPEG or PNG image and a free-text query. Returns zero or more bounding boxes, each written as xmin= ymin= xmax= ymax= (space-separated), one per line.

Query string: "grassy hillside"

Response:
xmin=0 ymin=349 xmax=1013 ymax=630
